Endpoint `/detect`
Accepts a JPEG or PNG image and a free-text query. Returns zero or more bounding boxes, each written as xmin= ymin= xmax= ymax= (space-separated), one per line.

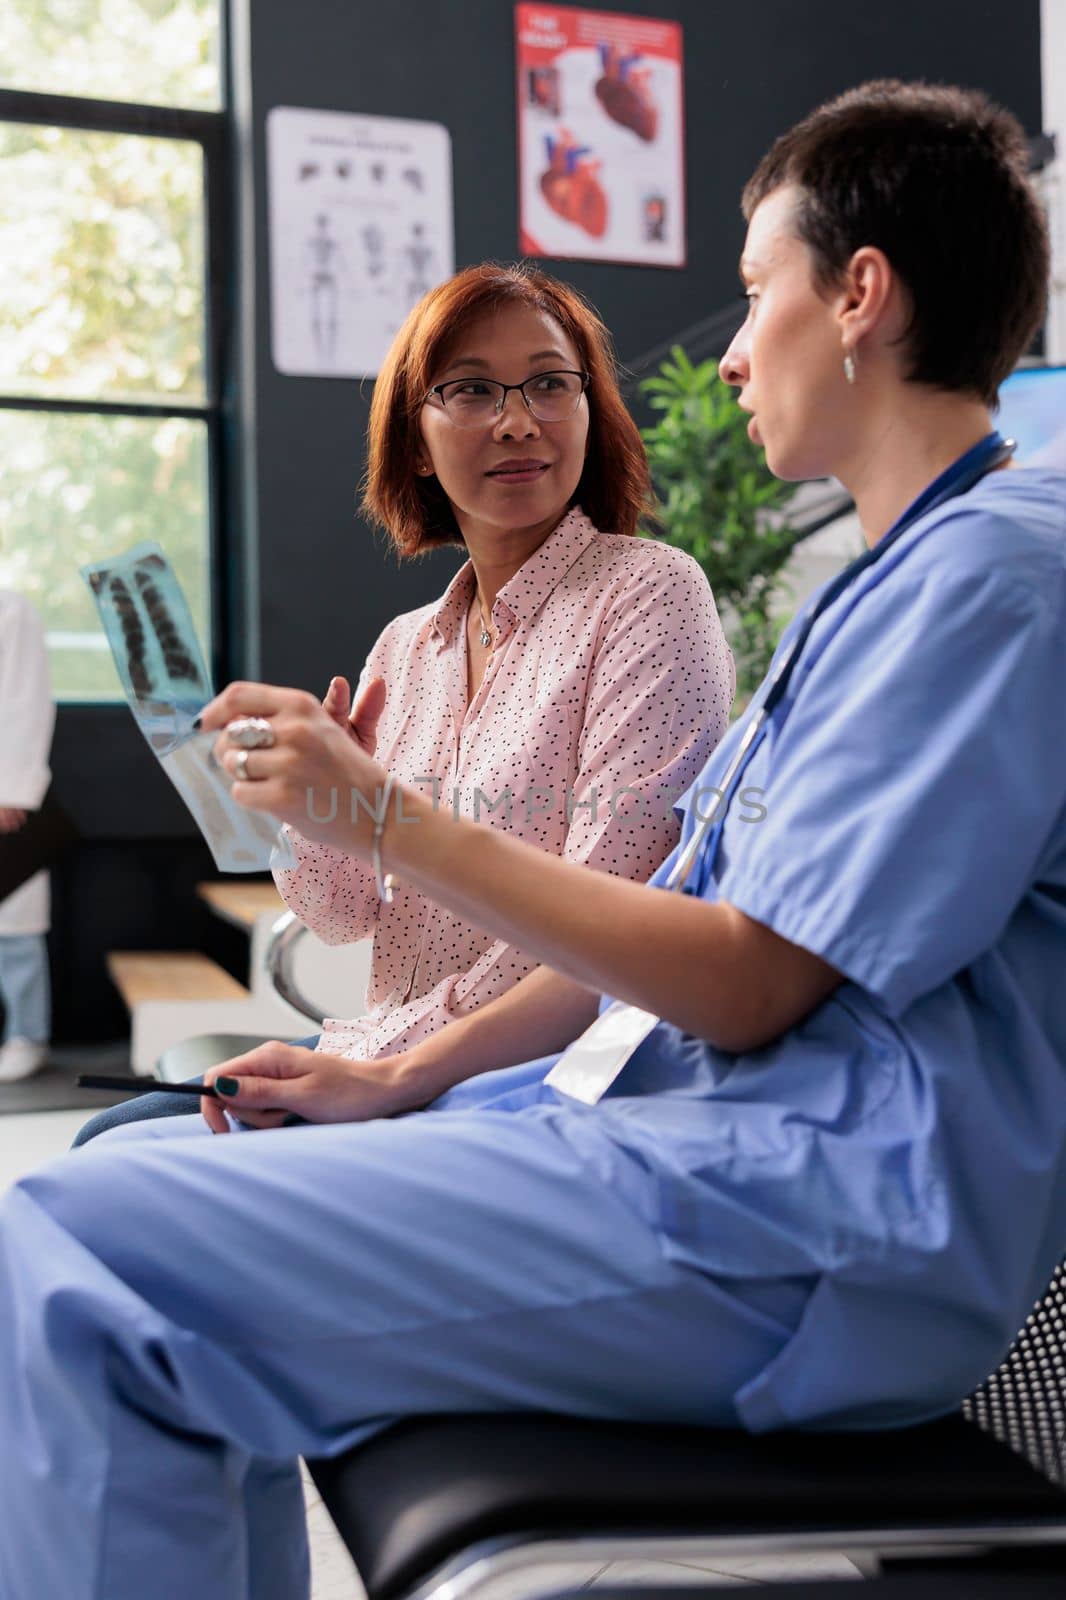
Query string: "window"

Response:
xmin=0 ymin=0 xmax=228 ymax=700
xmin=0 ymin=0 xmax=222 ymax=110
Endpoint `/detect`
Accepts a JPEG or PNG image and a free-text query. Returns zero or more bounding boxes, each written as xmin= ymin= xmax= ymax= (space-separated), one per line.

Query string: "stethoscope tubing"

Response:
xmin=665 ymin=432 xmax=1016 ymax=895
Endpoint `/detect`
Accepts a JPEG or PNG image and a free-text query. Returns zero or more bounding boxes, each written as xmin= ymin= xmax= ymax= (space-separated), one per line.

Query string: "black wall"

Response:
xmin=249 ymin=0 xmax=1044 ymax=691
xmin=49 ymin=0 xmax=1043 ymax=1042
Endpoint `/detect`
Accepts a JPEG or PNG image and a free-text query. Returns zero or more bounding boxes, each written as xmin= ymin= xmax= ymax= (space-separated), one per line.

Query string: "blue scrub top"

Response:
xmin=499 ymin=465 xmax=1066 ymax=1431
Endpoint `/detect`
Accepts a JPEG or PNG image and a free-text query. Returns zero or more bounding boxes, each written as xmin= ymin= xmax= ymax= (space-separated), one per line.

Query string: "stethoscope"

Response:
xmin=666 ymin=430 xmax=1017 ymax=895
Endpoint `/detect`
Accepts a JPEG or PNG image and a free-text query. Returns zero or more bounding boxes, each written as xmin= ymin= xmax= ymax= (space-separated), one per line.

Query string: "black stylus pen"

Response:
xmin=76 ymin=1074 xmax=222 ymax=1098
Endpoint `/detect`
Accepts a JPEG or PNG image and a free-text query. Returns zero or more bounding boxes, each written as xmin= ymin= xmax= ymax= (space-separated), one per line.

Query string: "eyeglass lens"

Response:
xmin=437 ymin=371 xmax=585 ymax=426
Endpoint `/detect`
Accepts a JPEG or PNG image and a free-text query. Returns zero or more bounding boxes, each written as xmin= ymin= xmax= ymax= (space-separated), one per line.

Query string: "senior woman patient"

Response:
xmin=73 ymin=261 xmax=732 ymax=1145
xmin=3 ymin=81 xmax=1065 ymax=1600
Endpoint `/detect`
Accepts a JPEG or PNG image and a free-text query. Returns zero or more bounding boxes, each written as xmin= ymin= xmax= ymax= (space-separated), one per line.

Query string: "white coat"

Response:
xmin=0 ymin=592 xmax=55 ymax=935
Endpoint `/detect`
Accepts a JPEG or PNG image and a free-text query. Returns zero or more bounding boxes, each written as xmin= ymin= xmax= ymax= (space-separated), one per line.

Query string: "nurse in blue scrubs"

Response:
xmin=2 ymin=79 xmax=1064 ymax=1600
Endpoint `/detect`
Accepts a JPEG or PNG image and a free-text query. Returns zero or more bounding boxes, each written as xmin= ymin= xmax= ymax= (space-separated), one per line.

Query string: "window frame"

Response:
xmin=0 ymin=75 xmax=235 ymax=702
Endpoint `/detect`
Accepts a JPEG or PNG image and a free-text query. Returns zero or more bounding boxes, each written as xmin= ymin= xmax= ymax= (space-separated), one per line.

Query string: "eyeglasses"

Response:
xmin=425 ymin=369 xmax=589 ymax=428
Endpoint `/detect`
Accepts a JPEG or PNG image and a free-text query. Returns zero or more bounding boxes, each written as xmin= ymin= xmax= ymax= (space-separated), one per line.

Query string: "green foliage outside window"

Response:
xmin=0 ymin=124 xmax=211 ymax=696
xmin=0 ymin=0 xmax=221 ymax=110
xmin=0 ymin=0 xmax=220 ymax=698
xmin=0 ymin=412 xmax=210 ymax=699
xmin=639 ymin=346 xmax=803 ymax=702
xmin=0 ymin=124 xmax=206 ymax=404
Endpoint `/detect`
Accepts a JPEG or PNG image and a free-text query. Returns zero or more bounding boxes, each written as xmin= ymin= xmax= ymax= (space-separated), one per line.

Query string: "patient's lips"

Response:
xmin=594 ymin=45 xmax=658 ymax=142
xmin=540 ymin=130 xmax=608 ymax=238
xmin=486 ymin=458 xmax=551 ymax=484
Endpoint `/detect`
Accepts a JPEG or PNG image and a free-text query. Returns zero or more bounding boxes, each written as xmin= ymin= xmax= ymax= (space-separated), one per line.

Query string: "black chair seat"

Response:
xmin=155 ymin=1031 xmax=298 ymax=1082
xmin=308 ymin=1411 xmax=1066 ymax=1600
xmin=592 ymin=1579 xmax=1066 ymax=1600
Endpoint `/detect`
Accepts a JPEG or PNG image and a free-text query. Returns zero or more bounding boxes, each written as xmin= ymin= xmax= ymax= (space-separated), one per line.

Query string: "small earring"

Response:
xmin=843 ymin=347 xmax=857 ymax=385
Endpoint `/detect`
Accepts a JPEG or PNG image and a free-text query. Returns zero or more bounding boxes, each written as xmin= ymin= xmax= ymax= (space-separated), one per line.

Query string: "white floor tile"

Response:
xmin=0 ymin=1109 xmax=86 ymax=1191
xmin=594 ymin=1559 xmax=753 ymax=1586
xmin=461 ymin=1563 xmax=620 ymax=1600
xmin=305 ymin=1495 xmax=366 ymax=1600
xmin=681 ymin=1551 xmax=861 ymax=1583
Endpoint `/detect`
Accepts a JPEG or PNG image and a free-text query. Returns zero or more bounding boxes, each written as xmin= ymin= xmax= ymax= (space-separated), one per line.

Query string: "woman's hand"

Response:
xmin=199 ymin=681 xmax=389 ymax=853
xmin=199 ymin=1041 xmax=422 ymax=1133
xmin=0 ymin=807 xmax=26 ymax=834
xmin=323 ymin=675 xmax=387 ymax=756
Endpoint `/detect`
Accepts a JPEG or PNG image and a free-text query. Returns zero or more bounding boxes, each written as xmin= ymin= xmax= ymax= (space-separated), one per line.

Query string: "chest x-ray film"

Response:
xmin=82 ymin=543 xmax=294 ymax=874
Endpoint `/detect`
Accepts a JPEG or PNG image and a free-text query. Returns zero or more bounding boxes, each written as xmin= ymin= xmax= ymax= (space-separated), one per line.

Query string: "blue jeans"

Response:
xmin=0 ymin=934 xmax=50 ymax=1044
xmin=72 ymin=1035 xmax=320 ymax=1148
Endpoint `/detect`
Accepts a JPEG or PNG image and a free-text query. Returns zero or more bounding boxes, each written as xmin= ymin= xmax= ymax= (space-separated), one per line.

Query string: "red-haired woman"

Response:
xmin=73 ymin=261 xmax=732 ymax=1144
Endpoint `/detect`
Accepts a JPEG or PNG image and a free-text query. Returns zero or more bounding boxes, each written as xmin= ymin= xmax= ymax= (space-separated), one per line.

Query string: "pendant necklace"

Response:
xmin=476 ymin=594 xmax=494 ymax=651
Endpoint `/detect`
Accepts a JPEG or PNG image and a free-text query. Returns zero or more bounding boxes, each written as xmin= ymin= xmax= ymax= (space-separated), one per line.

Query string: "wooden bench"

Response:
xmin=106 ymin=951 xmax=250 ymax=1008
xmin=194 ymin=882 xmax=286 ymax=933
xmin=193 ymin=883 xmax=291 ymax=1014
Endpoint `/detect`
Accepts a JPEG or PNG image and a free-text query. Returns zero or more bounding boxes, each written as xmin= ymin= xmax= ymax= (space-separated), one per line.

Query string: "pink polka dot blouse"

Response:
xmin=273 ymin=507 xmax=735 ymax=1060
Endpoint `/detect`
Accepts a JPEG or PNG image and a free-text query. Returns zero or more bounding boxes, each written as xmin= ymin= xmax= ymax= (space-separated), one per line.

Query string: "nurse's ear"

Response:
xmin=837 ymin=245 xmax=908 ymax=359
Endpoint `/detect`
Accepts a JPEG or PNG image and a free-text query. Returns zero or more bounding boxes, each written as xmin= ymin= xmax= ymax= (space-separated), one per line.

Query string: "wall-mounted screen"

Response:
xmin=997 ymin=366 xmax=1066 ymax=468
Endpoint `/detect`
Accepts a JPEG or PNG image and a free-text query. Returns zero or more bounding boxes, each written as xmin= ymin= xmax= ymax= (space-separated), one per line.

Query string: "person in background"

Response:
xmin=72 ymin=260 xmax=733 ymax=1144
xmin=0 ymin=589 xmax=54 ymax=1083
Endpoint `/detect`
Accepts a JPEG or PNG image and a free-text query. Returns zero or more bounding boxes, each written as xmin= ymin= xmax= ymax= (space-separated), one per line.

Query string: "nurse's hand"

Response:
xmin=0 ymin=807 xmax=26 ymax=833
xmin=198 ymin=681 xmax=389 ymax=853
xmin=200 ymin=1041 xmax=422 ymax=1132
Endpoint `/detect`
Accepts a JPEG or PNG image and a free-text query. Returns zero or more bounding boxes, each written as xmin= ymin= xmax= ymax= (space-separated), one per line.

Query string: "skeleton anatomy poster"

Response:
xmin=267 ymin=107 xmax=454 ymax=378
xmin=516 ymin=4 xmax=685 ymax=267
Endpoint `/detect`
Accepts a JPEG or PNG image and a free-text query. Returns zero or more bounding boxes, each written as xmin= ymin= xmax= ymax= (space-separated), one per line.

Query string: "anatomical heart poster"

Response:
xmin=515 ymin=4 xmax=685 ymax=267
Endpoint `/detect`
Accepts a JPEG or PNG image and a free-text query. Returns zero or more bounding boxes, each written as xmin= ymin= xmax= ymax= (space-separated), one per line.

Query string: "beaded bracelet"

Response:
xmin=372 ymin=775 xmax=396 ymax=903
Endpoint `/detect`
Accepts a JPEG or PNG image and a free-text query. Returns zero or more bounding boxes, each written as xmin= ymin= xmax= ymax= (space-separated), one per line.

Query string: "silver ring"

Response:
xmin=234 ymin=749 xmax=252 ymax=782
xmin=226 ymin=716 xmax=276 ymax=750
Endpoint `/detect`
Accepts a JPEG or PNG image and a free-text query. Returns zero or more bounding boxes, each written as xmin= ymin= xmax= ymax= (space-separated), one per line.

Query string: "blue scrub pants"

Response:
xmin=0 ymin=1059 xmax=796 ymax=1600
xmin=0 ymin=932 xmax=50 ymax=1043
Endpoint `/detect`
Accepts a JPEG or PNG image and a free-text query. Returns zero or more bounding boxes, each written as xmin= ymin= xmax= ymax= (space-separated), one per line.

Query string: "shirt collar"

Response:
xmin=430 ymin=505 xmax=598 ymax=646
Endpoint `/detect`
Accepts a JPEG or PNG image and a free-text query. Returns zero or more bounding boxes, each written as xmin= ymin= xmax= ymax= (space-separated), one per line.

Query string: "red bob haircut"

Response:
xmin=362 ymin=261 xmax=651 ymax=557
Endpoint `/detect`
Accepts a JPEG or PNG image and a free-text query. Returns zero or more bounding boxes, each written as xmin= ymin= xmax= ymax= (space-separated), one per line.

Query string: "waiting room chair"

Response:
xmin=306 ymin=1262 xmax=1066 ymax=1600
xmin=155 ymin=910 xmax=329 ymax=1079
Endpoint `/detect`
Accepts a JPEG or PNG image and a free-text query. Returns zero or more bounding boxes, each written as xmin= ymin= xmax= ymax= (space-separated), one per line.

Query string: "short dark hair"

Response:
xmin=364 ymin=262 xmax=651 ymax=556
xmin=742 ymin=80 xmax=1049 ymax=406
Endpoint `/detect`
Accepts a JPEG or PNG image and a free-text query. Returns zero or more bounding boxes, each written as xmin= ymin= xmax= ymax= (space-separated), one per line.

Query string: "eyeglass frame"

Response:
xmin=423 ymin=368 xmax=590 ymax=425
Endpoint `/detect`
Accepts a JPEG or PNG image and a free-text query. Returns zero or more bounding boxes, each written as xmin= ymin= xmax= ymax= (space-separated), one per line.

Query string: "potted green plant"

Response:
xmin=639 ymin=345 xmax=803 ymax=701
